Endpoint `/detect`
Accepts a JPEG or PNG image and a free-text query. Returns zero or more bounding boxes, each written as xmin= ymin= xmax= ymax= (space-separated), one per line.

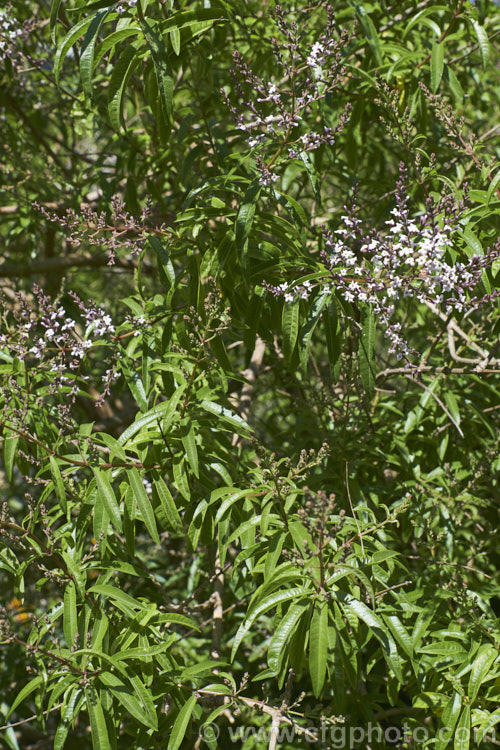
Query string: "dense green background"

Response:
xmin=1 ymin=1 xmax=500 ymax=748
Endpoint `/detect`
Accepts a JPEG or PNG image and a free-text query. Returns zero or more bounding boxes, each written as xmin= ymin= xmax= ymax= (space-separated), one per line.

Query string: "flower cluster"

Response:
xmin=269 ymin=168 xmax=500 ymax=362
xmin=33 ymin=195 xmax=159 ymax=265
xmin=223 ymin=5 xmax=352 ymax=185
xmin=0 ymin=4 xmax=34 ymax=68
xmin=0 ymin=285 xmax=117 ymax=384
xmin=116 ymin=0 xmax=137 ymax=14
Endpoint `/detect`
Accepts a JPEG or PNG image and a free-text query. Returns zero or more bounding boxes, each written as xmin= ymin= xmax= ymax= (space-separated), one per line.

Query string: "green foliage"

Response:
xmin=1 ymin=0 xmax=500 ymax=748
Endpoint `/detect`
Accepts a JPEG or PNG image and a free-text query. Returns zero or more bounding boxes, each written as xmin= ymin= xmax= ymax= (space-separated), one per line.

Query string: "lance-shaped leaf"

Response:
xmin=431 ymin=41 xmax=445 ymax=92
xmin=337 ymin=592 xmax=402 ymax=681
xmin=282 ymin=300 xmax=299 ymax=367
xmin=141 ymin=18 xmax=173 ymax=124
xmin=268 ymin=601 xmax=309 ymax=674
xmin=128 ymin=468 xmax=160 ymax=544
xmin=108 ymin=44 xmax=141 ymax=132
xmin=359 ymin=304 xmax=376 ymax=399
xmin=236 ymin=179 xmax=261 ymax=251
xmin=80 ymin=8 xmax=109 ymax=101
xmin=468 ymin=644 xmax=498 ymax=703
xmin=435 ymin=692 xmax=462 ymax=750
xmin=54 ymin=15 xmax=94 ymax=84
xmin=168 ymin=694 xmax=197 ymax=750
xmin=455 ymin=704 xmax=471 ymax=750
xmin=232 ymin=588 xmax=309 ymax=660
xmin=85 ymin=686 xmax=110 ymax=750
xmin=92 ymin=468 xmax=122 ymax=533
xmin=309 ymin=599 xmax=329 ymax=696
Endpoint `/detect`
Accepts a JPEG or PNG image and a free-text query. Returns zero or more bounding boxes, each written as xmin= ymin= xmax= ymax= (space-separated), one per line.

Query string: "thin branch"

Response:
xmin=0 ymin=702 xmax=63 ymax=732
xmin=345 ymin=461 xmax=364 ymax=560
xmin=403 ymin=554 xmax=492 ymax=579
xmin=0 ymin=254 xmax=154 ymax=278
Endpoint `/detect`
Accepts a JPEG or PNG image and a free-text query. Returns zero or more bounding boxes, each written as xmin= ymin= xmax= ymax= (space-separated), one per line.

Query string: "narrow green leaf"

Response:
xmin=167 ymin=694 xmax=197 ymax=750
xmin=476 ymin=708 xmax=500 ymax=743
xmin=149 ymin=236 xmax=176 ymax=293
xmin=6 ymin=676 xmax=43 ymax=720
xmin=232 ymin=588 xmax=308 ymax=659
xmin=454 ymin=704 xmax=471 ymax=750
xmin=347 ymin=0 xmax=382 ymax=64
xmin=468 ymin=645 xmax=497 ymax=703
xmin=121 ymin=359 xmax=148 ymax=412
xmin=236 ymin=179 xmax=261 ymax=250
xmin=435 ymin=692 xmax=462 ymax=750
xmin=108 ymin=45 xmax=140 ymax=132
xmin=444 ymin=392 xmax=461 ymax=427
xmin=141 ymin=18 xmax=173 ymax=124
xmin=446 ymin=64 xmax=464 ymax=102
xmin=54 ymin=16 xmax=94 ymax=85
xmin=309 ymin=600 xmax=328 ymax=697
xmin=213 ymin=488 xmax=256 ymax=524
xmin=419 ymin=642 xmax=467 ymax=656
xmin=282 ymin=300 xmax=299 ymax=367
xmin=118 ymin=385 xmax=186 ymax=445
xmin=173 ymin=454 xmax=190 ymax=502
xmin=431 ymin=41 xmax=445 ymax=92
xmin=170 ymin=26 xmax=181 ymax=55
xmin=268 ymin=602 xmax=308 ymax=673
xmin=99 ymin=672 xmax=155 ymax=728
xmin=299 ymin=151 xmax=321 ymax=204
xmin=80 ymin=9 xmax=109 ymax=101
xmin=359 ymin=305 xmax=376 ymax=399
xmin=181 ymin=421 xmax=199 ymax=478
xmin=50 ymin=0 xmax=63 ymax=42
xmin=63 ymin=582 xmax=78 ymax=649
xmin=323 ymin=298 xmax=342 ymax=382
xmin=384 ymin=616 xmax=413 ymax=658
xmin=89 ymin=585 xmax=143 ymax=616
xmin=200 ymin=400 xmax=252 ymax=434
xmin=125 ymin=672 xmax=158 ymax=729
xmin=3 ymin=430 xmax=19 ymax=484
xmin=93 ymin=468 xmax=122 ymax=533
xmin=298 ymin=292 xmax=330 ymax=371
xmin=54 ymin=687 xmax=84 ymax=750
xmin=128 ymin=468 xmax=160 ymax=544
xmin=471 ymin=19 xmax=490 ymax=71
xmin=159 ymin=8 xmax=225 ymax=34
xmin=49 ymin=456 xmax=67 ymax=513
xmin=85 ymin=686 xmax=109 ymax=750
xmin=93 ymin=26 xmax=141 ymax=68
xmin=339 ymin=593 xmax=402 ymax=680
xmin=153 ymin=478 xmax=183 ymax=534
xmin=487 ymin=170 xmax=500 ymax=205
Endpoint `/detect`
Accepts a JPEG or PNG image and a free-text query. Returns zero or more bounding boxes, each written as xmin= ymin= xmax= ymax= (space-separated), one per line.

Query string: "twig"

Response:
xmin=375 ymin=580 xmax=412 ymax=598
xmin=0 ymin=254 xmax=153 ymax=278
xmin=232 ymin=336 xmax=267 ymax=446
xmin=268 ymin=670 xmax=295 ymax=750
xmin=403 ymin=554 xmax=492 ymax=579
xmin=405 ymin=376 xmax=464 ymax=438
xmin=345 ymin=461 xmax=364 ymax=560
xmin=0 ymin=702 xmax=63 ymax=732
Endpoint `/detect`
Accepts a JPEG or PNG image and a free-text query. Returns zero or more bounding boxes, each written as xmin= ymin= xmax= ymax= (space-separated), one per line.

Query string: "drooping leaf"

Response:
xmin=468 ymin=645 xmax=497 ymax=703
xmin=309 ymin=599 xmax=328 ymax=697
xmin=85 ymin=686 xmax=110 ymax=750
xmin=128 ymin=468 xmax=160 ymax=544
xmin=268 ymin=601 xmax=309 ymax=674
xmin=80 ymin=9 xmax=109 ymax=101
xmin=92 ymin=468 xmax=122 ymax=533
xmin=359 ymin=305 xmax=376 ymax=399
xmin=167 ymin=694 xmax=197 ymax=750
xmin=431 ymin=41 xmax=445 ymax=92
